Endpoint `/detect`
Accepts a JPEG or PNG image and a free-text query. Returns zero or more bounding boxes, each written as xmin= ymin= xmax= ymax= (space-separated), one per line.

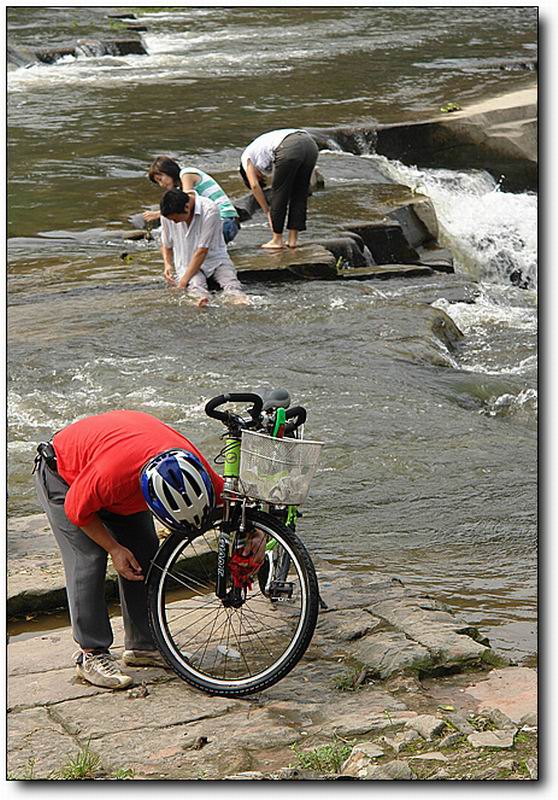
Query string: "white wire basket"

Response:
xmin=239 ymin=430 xmax=324 ymax=505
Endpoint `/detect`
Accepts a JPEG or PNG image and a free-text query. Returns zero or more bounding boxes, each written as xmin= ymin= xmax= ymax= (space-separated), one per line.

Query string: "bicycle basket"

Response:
xmin=239 ymin=430 xmax=324 ymax=505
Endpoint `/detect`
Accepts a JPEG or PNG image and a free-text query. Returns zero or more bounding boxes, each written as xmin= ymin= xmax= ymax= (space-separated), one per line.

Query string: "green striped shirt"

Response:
xmin=179 ymin=167 xmax=238 ymax=219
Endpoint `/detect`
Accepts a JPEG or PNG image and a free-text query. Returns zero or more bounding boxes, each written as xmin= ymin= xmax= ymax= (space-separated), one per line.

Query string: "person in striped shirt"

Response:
xmin=145 ymin=156 xmax=240 ymax=243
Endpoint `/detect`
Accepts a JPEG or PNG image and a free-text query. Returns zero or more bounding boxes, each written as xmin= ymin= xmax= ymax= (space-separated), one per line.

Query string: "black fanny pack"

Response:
xmin=34 ymin=441 xmax=58 ymax=473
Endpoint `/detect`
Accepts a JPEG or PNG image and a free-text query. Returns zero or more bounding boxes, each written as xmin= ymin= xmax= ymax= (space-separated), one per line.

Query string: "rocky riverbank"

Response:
xmin=7 ymin=543 xmax=537 ymax=781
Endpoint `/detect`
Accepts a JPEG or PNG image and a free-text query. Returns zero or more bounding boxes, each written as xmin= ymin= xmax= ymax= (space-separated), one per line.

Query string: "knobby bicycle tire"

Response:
xmin=147 ymin=508 xmax=319 ymax=696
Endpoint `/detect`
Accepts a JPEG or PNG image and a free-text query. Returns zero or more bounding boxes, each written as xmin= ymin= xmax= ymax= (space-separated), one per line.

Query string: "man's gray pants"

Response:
xmin=270 ymin=131 xmax=319 ymax=234
xmin=34 ymin=458 xmax=159 ymax=652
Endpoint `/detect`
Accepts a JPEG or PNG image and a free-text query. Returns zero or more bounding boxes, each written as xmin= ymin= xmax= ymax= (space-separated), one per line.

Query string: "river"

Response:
xmin=7 ymin=6 xmax=537 ymax=661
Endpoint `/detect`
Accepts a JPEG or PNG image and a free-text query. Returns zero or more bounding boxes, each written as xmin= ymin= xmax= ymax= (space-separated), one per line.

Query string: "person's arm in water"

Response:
xmin=176 ymin=247 xmax=209 ymax=289
xmin=80 ymin=514 xmax=144 ymax=581
xmin=161 ymin=244 xmax=176 ymax=286
xmin=245 ymin=160 xmax=272 ymax=230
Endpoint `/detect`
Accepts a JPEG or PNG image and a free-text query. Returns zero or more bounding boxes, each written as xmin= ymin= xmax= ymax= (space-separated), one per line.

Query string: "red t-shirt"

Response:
xmin=53 ymin=410 xmax=223 ymax=528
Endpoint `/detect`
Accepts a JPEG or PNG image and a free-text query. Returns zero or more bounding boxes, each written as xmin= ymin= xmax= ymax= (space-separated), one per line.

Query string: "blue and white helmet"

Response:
xmin=141 ymin=449 xmax=215 ymax=531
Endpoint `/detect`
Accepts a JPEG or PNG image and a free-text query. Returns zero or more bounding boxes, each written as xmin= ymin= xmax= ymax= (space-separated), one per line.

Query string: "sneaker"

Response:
xmin=122 ymin=649 xmax=169 ymax=668
xmin=75 ymin=651 xmax=133 ymax=690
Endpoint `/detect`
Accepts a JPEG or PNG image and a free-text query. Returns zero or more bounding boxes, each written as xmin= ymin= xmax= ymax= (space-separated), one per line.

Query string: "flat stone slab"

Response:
xmin=352 ymin=630 xmax=432 ymax=678
xmin=7 ymin=707 xmax=79 ymax=779
xmin=467 ymin=730 xmax=517 ymax=750
xmin=233 ymin=244 xmax=336 ymax=279
xmin=465 ymin=667 xmax=537 ymax=724
xmin=234 ymin=244 xmax=436 ymax=282
xmin=7 ymin=514 xmax=169 ymax=616
xmin=337 ymin=264 xmax=434 ymax=279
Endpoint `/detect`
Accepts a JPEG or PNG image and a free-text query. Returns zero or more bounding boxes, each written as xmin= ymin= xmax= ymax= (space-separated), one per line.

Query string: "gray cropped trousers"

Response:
xmin=34 ymin=457 xmax=159 ymax=652
xmin=271 ymin=131 xmax=319 ymax=234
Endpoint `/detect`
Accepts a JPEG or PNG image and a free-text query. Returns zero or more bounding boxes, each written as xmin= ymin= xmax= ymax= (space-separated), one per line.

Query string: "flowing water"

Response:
xmin=7 ymin=6 xmax=537 ymax=659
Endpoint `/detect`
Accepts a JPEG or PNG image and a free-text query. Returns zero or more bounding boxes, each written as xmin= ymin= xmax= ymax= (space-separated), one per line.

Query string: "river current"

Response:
xmin=7 ymin=6 xmax=537 ymax=660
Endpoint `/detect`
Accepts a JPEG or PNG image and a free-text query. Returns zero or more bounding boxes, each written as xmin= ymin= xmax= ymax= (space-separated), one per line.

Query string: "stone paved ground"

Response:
xmin=7 ymin=561 xmax=537 ymax=781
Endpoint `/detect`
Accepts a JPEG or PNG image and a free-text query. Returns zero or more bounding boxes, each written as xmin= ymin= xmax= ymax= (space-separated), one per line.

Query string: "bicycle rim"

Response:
xmin=148 ymin=510 xmax=318 ymax=696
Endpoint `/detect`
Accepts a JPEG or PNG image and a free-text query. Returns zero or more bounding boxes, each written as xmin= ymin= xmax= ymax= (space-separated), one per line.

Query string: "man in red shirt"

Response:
xmin=33 ymin=409 xmax=223 ymax=689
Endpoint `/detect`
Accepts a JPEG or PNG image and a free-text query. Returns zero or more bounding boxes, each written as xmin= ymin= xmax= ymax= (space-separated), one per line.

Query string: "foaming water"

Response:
xmin=371 ymin=156 xmax=538 ymax=288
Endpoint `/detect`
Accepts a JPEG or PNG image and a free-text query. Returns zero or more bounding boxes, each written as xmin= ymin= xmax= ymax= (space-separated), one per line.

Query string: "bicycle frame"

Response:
xmin=214 ymin=424 xmax=301 ymax=600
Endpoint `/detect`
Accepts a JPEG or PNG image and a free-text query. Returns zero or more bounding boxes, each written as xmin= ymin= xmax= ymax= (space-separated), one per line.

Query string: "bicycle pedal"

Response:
xmin=268 ymin=580 xmax=294 ymax=600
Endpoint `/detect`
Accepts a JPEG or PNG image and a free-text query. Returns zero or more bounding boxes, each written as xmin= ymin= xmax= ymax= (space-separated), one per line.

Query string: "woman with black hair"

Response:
xmin=240 ymin=129 xmax=319 ymax=249
xmin=145 ymin=156 xmax=240 ymax=244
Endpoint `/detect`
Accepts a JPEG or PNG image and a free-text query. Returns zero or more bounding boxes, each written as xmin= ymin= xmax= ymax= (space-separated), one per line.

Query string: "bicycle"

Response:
xmin=146 ymin=390 xmax=323 ymax=696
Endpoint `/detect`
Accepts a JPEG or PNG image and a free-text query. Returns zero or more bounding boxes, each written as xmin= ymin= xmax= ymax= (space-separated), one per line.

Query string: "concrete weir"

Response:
xmin=309 ymin=84 xmax=537 ymax=193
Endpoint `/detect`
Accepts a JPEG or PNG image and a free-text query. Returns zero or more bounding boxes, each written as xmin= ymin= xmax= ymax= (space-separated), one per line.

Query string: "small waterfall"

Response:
xmin=74 ymin=39 xmax=112 ymax=58
xmin=351 ymin=130 xmax=377 ymax=156
xmin=369 ymin=156 xmax=537 ymax=289
xmin=362 ymin=245 xmax=375 ymax=267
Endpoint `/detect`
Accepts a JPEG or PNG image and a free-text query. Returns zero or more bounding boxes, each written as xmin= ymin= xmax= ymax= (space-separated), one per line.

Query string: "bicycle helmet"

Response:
xmin=141 ymin=449 xmax=215 ymax=531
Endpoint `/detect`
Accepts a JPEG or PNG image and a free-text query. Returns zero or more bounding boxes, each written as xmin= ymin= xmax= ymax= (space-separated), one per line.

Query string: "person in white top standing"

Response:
xmin=240 ymin=129 xmax=319 ymax=250
xmin=159 ymin=189 xmax=248 ymax=308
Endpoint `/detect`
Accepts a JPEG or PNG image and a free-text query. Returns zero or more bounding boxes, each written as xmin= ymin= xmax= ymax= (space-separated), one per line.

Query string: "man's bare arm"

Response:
xmin=161 ymin=244 xmax=176 ymax=285
xmin=79 ymin=513 xmax=144 ymax=581
xmin=177 ymin=248 xmax=209 ymax=289
xmin=246 ymin=160 xmax=271 ymax=226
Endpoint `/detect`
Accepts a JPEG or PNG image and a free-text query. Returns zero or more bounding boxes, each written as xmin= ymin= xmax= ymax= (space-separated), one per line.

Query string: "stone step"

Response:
xmin=233 ymin=245 xmax=436 ymax=281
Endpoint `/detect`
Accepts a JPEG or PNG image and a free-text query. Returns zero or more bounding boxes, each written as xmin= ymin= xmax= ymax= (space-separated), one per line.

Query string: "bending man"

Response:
xmin=240 ymin=129 xmax=319 ymax=249
xmin=33 ymin=409 xmax=223 ymax=689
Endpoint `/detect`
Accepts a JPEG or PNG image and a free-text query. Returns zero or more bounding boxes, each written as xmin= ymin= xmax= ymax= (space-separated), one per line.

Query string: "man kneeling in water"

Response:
xmin=159 ymin=189 xmax=249 ymax=308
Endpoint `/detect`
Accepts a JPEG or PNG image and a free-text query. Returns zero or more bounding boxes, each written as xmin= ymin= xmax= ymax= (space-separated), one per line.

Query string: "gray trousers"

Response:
xmin=187 ymin=262 xmax=245 ymax=301
xmin=34 ymin=458 xmax=159 ymax=652
xmin=271 ymin=131 xmax=319 ymax=234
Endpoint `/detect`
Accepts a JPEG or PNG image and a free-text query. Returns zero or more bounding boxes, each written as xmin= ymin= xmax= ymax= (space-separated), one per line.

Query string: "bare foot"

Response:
xmin=225 ymin=293 xmax=251 ymax=306
xmin=261 ymin=240 xmax=285 ymax=250
xmin=196 ymin=296 xmax=209 ymax=308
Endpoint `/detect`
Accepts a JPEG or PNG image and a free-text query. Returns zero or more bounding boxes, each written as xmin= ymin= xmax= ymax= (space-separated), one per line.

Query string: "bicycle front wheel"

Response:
xmin=147 ymin=509 xmax=319 ymax=696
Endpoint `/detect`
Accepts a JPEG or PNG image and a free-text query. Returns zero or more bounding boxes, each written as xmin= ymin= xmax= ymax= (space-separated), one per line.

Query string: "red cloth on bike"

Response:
xmin=53 ymin=410 xmax=224 ymax=527
xmin=228 ymin=552 xmax=262 ymax=590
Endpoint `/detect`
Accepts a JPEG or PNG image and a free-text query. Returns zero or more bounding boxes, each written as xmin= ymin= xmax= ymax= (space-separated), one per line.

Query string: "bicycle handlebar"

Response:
xmin=285 ymin=406 xmax=307 ymax=435
xmin=205 ymin=392 xmax=264 ymax=425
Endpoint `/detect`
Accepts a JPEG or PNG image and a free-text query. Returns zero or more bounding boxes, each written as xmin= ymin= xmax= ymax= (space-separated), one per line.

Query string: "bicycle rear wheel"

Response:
xmin=147 ymin=508 xmax=319 ymax=696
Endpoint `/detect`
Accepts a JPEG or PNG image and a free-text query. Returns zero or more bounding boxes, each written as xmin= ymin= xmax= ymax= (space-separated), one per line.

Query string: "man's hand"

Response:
xmin=143 ymin=210 xmax=160 ymax=223
xmin=242 ymin=529 xmax=267 ymax=567
xmin=266 ymin=211 xmax=273 ymax=231
xmin=110 ymin=545 xmax=144 ymax=581
xmin=163 ymin=266 xmax=176 ymax=286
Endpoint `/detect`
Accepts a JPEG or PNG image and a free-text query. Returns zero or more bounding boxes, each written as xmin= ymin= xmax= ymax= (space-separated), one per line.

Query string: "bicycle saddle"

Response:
xmin=258 ymin=387 xmax=291 ymax=411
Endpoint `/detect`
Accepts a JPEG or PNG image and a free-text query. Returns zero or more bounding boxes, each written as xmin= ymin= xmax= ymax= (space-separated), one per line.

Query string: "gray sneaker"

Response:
xmin=122 ymin=649 xmax=168 ymax=668
xmin=75 ymin=651 xmax=133 ymax=689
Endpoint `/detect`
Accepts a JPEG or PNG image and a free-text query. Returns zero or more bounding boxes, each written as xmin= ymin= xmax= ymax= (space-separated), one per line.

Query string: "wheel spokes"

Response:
xmin=158 ymin=527 xmax=305 ymax=681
